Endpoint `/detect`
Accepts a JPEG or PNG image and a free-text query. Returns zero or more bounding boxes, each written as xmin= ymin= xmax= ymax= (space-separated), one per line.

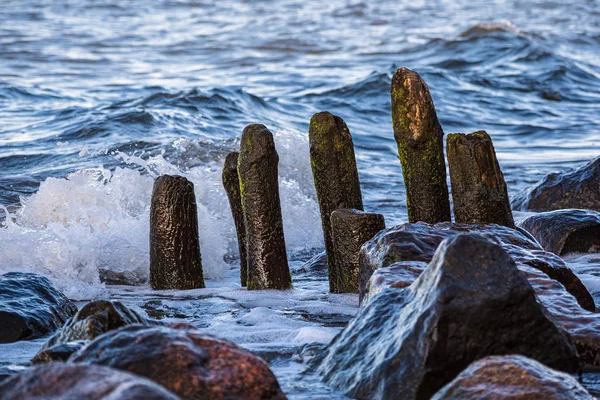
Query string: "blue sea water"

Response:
xmin=0 ymin=0 xmax=599 ymax=397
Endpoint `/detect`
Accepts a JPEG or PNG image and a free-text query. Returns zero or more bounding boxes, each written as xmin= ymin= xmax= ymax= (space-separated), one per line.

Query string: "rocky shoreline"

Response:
xmin=1 ymin=68 xmax=599 ymax=399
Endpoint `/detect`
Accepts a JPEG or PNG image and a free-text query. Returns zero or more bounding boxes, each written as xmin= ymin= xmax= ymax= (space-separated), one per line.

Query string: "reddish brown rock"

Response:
xmin=71 ymin=323 xmax=287 ymax=400
xmin=0 ymin=362 xmax=179 ymax=400
xmin=432 ymin=355 xmax=593 ymax=400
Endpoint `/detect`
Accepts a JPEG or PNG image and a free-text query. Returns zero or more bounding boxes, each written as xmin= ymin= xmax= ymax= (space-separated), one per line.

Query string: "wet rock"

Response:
xmin=71 ymin=323 xmax=287 ymax=400
xmin=447 ymin=130 xmax=514 ymax=228
xmin=519 ymin=209 xmax=600 ymax=256
xmin=330 ymin=209 xmax=384 ymax=293
xmin=34 ymin=300 xmax=150 ymax=362
xmin=296 ymin=251 xmax=328 ymax=276
xmin=32 ymin=341 xmax=87 ymax=363
xmin=318 ymin=234 xmax=580 ymax=400
xmin=512 ymin=157 xmax=600 ymax=212
xmin=0 ymin=362 xmax=179 ymax=400
xmin=359 ymin=222 xmax=595 ymax=311
xmin=361 ymin=224 xmax=600 ymax=367
xmin=0 ymin=272 xmax=77 ymax=343
xmin=431 ymin=355 xmax=592 ymax=400
xmin=222 ymin=151 xmax=248 ymax=287
xmin=390 ymin=67 xmax=451 ymax=223
xmin=150 ymin=175 xmax=205 ymax=290
xmin=362 ymin=261 xmax=427 ymax=304
xmin=309 ymin=112 xmax=363 ymax=280
xmin=238 ymin=124 xmax=292 ymax=290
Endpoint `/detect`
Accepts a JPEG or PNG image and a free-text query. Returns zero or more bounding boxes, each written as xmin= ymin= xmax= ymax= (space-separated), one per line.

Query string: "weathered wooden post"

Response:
xmin=330 ymin=209 xmax=385 ymax=293
xmin=391 ymin=67 xmax=451 ymax=223
xmin=308 ymin=112 xmax=363 ymax=290
xmin=150 ymin=175 xmax=205 ymax=290
xmin=222 ymin=152 xmax=248 ymax=286
xmin=447 ymin=130 xmax=515 ymax=228
xmin=238 ymin=124 xmax=292 ymax=290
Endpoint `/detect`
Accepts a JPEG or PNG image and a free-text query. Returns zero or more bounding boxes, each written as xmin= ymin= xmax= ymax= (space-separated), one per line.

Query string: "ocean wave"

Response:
xmin=0 ymin=129 xmax=323 ymax=300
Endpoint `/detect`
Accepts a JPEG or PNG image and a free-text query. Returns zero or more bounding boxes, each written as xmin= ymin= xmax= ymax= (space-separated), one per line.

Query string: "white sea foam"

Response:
xmin=0 ymin=129 xmax=323 ymax=300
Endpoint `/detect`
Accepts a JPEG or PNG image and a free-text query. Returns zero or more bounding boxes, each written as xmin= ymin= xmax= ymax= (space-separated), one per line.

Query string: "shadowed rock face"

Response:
xmin=71 ymin=323 xmax=287 ymax=400
xmin=33 ymin=300 xmax=150 ymax=363
xmin=330 ymin=209 xmax=384 ymax=293
xmin=447 ymin=130 xmax=514 ymax=228
xmin=222 ymin=151 xmax=248 ymax=287
xmin=512 ymin=157 xmax=600 ymax=212
xmin=0 ymin=363 xmax=179 ymax=400
xmin=317 ymin=234 xmax=580 ymax=400
xmin=309 ymin=112 xmax=363 ymax=281
xmin=519 ymin=209 xmax=600 ymax=256
xmin=150 ymin=175 xmax=205 ymax=290
xmin=358 ymin=222 xmax=595 ymax=312
xmin=431 ymin=355 xmax=593 ymax=400
xmin=391 ymin=67 xmax=451 ymax=224
xmin=238 ymin=124 xmax=291 ymax=290
xmin=0 ymin=272 xmax=76 ymax=344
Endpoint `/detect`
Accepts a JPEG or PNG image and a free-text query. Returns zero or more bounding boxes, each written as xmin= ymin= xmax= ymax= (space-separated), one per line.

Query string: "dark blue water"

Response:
xmin=0 ymin=0 xmax=599 ymax=398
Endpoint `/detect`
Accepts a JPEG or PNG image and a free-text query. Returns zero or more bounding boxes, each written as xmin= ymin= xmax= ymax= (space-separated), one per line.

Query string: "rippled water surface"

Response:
xmin=0 ymin=0 xmax=599 ymax=398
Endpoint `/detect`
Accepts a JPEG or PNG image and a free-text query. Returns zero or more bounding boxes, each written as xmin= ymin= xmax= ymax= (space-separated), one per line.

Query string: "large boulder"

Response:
xmin=512 ymin=157 xmax=600 ymax=212
xmin=0 ymin=272 xmax=77 ymax=343
xmin=361 ymin=223 xmax=600 ymax=367
xmin=71 ymin=323 xmax=287 ymax=400
xmin=359 ymin=222 xmax=595 ymax=311
xmin=317 ymin=234 xmax=580 ymax=400
xmin=0 ymin=362 xmax=179 ymax=400
xmin=519 ymin=209 xmax=600 ymax=256
xmin=33 ymin=300 xmax=151 ymax=363
xmin=431 ymin=355 xmax=593 ymax=400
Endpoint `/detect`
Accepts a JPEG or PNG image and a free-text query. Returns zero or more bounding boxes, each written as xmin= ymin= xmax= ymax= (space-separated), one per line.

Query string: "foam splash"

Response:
xmin=0 ymin=129 xmax=323 ymax=300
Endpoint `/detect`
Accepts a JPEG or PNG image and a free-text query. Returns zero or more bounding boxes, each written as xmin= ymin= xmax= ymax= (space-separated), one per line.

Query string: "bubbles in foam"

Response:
xmin=0 ymin=129 xmax=323 ymax=300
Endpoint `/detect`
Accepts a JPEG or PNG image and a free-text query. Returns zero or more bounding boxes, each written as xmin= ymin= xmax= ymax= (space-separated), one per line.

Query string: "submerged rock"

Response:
xmin=519 ymin=209 xmax=600 ymax=256
xmin=359 ymin=222 xmax=595 ymax=311
xmin=0 ymin=272 xmax=77 ymax=343
xmin=431 ymin=355 xmax=592 ymax=400
xmin=34 ymin=300 xmax=150 ymax=362
xmin=71 ymin=323 xmax=287 ymax=400
xmin=318 ymin=234 xmax=579 ymax=400
xmin=512 ymin=157 xmax=600 ymax=212
xmin=0 ymin=362 xmax=179 ymax=400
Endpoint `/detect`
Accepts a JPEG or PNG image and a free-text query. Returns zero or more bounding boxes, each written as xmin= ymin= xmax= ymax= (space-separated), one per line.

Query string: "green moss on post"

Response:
xmin=150 ymin=175 xmax=205 ymax=290
xmin=237 ymin=124 xmax=292 ymax=290
xmin=308 ymin=112 xmax=363 ymax=291
xmin=391 ymin=67 xmax=451 ymax=223
xmin=330 ymin=209 xmax=385 ymax=293
xmin=222 ymin=152 xmax=247 ymax=286
xmin=447 ymin=130 xmax=515 ymax=228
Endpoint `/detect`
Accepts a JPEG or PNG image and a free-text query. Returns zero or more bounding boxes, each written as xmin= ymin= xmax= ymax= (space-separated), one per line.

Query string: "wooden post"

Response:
xmin=309 ymin=112 xmax=363 ymax=290
xmin=447 ymin=130 xmax=515 ymax=228
xmin=222 ymin=152 xmax=247 ymax=286
xmin=238 ymin=124 xmax=292 ymax=290
xmin=330 ymin=209 xmax=385 ymax=293
xmin=150 ymin=175 xmax=205 ymax=290
xmin=391 ymin=67 xmax=451 ymax=223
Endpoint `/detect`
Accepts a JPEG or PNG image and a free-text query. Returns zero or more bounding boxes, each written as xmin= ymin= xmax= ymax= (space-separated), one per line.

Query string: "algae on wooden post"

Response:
xmin=447 ymin=130 xmax=515 ymax=228
xmin=330 ymin=209 xmax=384 ymax=293
xmin=222 ymin=152 xmax=247 ymax=286
xmin=237 ymin=124 xmax=292 ymax=290
xmin=308 ymin=112 xmax=363 ymax=291
xmin=150 ymin=175 xmax=205 ymax=290
xmin=390 ymin=67 xmax=451 ymax=223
